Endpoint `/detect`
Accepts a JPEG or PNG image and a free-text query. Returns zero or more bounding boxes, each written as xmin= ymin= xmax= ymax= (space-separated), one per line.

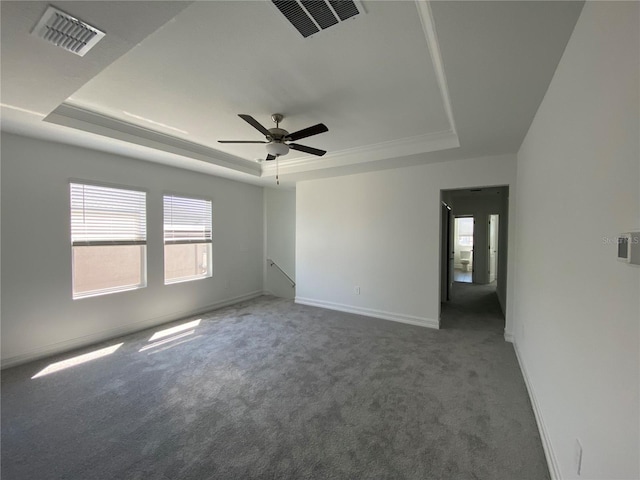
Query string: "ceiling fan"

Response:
xmin=218 ymin=113 xmax=328 ymax=162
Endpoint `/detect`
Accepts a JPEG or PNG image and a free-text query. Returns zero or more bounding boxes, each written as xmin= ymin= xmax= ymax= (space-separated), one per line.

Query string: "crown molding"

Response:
xmin=415 ymin=0 xmax=458 ymax=138
xmin=44 ymin=103 xmax=262 ymax=176
xmin=261 ymin=129 xmax=459 ymax=177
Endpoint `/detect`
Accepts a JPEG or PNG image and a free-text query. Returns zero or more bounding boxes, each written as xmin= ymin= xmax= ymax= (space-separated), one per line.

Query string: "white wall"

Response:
xmin=264 ymin=187 xmax=296 ymax=299
xmin=513 ymin=3 xmax=639 ymax=479
xmin=1 ymin=132 xmax=264 ymax=367
xmin=296 ymin=154 xmax=517 ymax=329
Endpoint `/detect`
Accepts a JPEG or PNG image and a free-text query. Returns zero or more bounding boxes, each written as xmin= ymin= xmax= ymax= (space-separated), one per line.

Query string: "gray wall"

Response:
xmin=1 ymin=133 xmax=264 ymax=367
xmin=513 ymin=3 xmax=639 ymax=478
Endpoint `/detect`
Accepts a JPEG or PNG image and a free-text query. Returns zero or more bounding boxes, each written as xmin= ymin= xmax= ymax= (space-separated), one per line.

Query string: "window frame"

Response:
xmin=162 ymin=192 xmax=213 ymax=285
xmin=69 ymin=180 xmax=148 ymax=299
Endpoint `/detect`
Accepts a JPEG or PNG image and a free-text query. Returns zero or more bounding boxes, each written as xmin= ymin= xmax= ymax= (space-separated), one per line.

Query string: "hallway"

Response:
xmin=453 ymin=268 xmax=472 ymax=283
xmin=440 ymin=282 xmax=504 ymax=332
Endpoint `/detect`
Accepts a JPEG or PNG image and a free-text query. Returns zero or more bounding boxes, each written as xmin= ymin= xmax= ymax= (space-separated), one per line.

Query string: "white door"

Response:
xmin=488 ymin=214 xmax=499 ymax=283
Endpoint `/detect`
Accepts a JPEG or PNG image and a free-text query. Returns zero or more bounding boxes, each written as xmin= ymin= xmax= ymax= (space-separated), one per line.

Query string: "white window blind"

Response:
xmin=70 ymin=183 xmax=147 ymax=246
xmin=163 ymin=195 xmax=212 ymax=244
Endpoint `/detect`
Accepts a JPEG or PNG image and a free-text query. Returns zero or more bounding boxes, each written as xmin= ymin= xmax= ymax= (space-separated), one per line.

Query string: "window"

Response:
xmin=70 ymin=183 xmax=147 ymax=299
xmin=163 ymin=195 xmax=212 ymax=284
xmin=456 ymin=217 xmax=474 ymax=246
xmin=458 ymin=235 xmax=474 ymax=246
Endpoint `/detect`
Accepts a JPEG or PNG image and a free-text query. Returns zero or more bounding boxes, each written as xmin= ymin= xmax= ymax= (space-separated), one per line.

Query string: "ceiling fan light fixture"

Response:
xmin=266 ymin=142 xmax=290 ymax=157
xmin=219 ymin=114 xmax=328 ymax=163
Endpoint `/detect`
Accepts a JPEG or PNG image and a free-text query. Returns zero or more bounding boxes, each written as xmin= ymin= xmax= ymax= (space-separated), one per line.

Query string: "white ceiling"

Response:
xmin=1 ymin=1 xmax=584 ymax=186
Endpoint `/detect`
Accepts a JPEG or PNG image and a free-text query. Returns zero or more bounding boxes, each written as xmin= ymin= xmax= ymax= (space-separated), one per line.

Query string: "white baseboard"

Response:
xmin=513 ymin=341 xmax=561 ymax=480
xmin=504 ymin=331 xmax=514 ymax=343
xmin=1 ymin=290 xmax=264 ymax=369
xmin=295 ymin=297 xmax=439 ymax=329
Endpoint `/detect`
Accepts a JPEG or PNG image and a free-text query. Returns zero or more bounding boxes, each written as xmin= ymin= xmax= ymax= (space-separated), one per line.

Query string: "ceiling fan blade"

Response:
xmin=289 ymin=143 xmax=326 ymax=156
xmin=238 ymin=114 xmax=271 ymax=137
xmin=287 ymin=123 xmax=328 ymax=142
xmin=266 ymin=154 xmax=276 ymax=161
xmin=218 ymin=140 xmax=267 ymax=143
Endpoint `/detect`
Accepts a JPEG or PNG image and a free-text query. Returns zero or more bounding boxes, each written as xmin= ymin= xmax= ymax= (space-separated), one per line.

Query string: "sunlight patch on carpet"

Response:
xmin=31 ymin=343 xmax=123 ymax=379
xmin=149 ymin=319 xmax=201 ymax=341
xmin=140 ymin=330 xmax=196 ymax=352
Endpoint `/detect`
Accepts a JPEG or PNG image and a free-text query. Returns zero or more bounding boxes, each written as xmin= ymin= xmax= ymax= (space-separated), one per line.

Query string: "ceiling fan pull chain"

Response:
xmin=276 ymin=156 xmax=279 ymax=185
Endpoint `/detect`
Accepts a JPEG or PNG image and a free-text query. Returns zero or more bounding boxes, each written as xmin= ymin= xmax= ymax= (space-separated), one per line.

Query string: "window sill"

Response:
xmin=164 ymin=274 xmax=212 ymax=286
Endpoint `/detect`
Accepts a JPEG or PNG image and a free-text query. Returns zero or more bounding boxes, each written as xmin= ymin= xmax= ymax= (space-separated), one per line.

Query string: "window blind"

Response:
xmin=70 ymin=183 xmax=147 ymax=246
xmin=164 ymin=195 xmax=212 ymax=244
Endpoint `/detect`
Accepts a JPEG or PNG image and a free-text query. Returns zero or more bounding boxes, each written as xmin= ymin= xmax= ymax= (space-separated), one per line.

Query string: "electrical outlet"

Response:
xmin=354 ymin=286 xmax=360 ymax=295
xmin=575 ymin=439 xmax=583 ymax=476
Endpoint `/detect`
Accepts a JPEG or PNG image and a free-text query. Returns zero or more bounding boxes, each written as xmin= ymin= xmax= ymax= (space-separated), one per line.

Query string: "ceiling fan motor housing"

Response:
xmin=267 ymin=127 xmax=289 ymax=142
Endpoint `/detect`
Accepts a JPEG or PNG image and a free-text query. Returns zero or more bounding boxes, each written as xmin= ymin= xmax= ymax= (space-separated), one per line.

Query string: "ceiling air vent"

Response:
xmin=329 ymin=0 xmax=360 ymax=21
xmin=31 ymin=5 xmax=105 ymax=57
xmin=272 ymin=0 xmax=364 ymax=38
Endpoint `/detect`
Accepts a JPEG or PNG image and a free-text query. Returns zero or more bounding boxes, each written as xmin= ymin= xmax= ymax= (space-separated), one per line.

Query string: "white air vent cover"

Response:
xmin=31 ymin=5 xmax=105 ymax=57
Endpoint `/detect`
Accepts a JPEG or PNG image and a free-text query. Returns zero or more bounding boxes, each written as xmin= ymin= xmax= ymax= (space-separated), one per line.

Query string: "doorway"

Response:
xmin=453 ymin=216 xmax=474 ymax=283
xmin=439 ymin=186 xmax=510 ymax=321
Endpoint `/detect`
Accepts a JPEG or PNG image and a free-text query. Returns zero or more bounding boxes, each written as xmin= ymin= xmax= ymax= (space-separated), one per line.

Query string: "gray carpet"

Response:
xmin=1 ymin=285 xmax=549 ymax=480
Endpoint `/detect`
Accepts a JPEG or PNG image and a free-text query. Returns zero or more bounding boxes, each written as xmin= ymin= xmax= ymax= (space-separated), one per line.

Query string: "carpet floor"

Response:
xmin=1 ymin=285 xmax=549 ymax=480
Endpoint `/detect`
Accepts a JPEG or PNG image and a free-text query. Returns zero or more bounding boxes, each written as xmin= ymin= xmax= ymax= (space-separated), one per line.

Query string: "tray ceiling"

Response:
xmin=1 ymin=1 xmax=584 ymax=186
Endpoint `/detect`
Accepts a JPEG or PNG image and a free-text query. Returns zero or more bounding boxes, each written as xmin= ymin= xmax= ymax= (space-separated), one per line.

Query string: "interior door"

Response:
xmin=440 ymin=202 xmax=453 ymax=302
xmin=447 ymin=208 xmax=454 ymax=298
xmin=488 ymin=214 xmax=499 ymax=283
